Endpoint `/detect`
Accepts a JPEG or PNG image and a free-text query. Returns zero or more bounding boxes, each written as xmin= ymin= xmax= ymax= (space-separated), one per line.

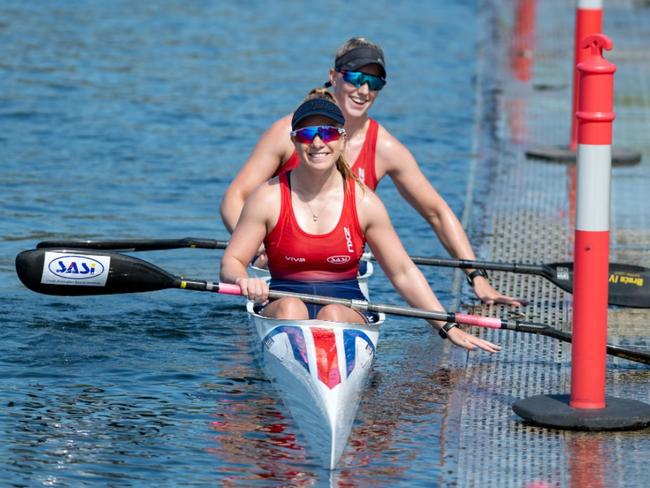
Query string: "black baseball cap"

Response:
xmin=335 ymin=45 xmax=386 ymax=78
xmin=291 ymin=98 xmax=345 ymax=130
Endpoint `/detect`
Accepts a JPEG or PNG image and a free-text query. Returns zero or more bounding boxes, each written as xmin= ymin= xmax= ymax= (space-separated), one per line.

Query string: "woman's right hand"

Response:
xmin=446 ymin=326 xmax=502 ymax=353
xmin=235 ymin=277 xmax=269 ymax=303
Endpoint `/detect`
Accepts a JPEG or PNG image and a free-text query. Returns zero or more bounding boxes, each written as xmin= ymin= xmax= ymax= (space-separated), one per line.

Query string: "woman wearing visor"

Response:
xmin=220 ymin=37 xmax=524 ymax=307
xmin=220 ymin=90 xmax=502 ymax=353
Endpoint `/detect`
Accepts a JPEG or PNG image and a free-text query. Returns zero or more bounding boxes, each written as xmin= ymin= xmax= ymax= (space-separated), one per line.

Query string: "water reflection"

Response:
xmin=507 ymin=0 xmax=537 ymax=145
xmin=205 ymin=336 xmax=461 ymax=486
xmin=208 ymin=399 xmax=314 ymax=485
xmin=510 ymin=0 xmax=537 ymax=83
xmin=567 ymin=434 xmax=608 ymax=488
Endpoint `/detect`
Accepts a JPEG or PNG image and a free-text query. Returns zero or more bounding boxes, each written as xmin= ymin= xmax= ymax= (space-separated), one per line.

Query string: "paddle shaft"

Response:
xmin=395 ymin=255 xmax=650 ymax=309
xmin=36 ymin=238 xmax=542 ymax=273
xmin=191 ymin=281 xmax=650 ymax=365
xmin=37 ymin=237 xmax=229 ymax=252
xmin=16 ymin=248 xmax=650 ymax=365
xmin=394 ymin=255 xmax=543 ymax=274
xmin=34 ymin=237 xmax=650 ymax=308
xmin=32 ymin=237 xmax=567 ymax=292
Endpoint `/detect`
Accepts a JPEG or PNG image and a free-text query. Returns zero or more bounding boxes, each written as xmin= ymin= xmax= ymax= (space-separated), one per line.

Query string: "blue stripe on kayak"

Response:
xmin=265 ymin=325 xmax=309 ymax=372
xmin=343 ymin=329 xmax=375 ymax=378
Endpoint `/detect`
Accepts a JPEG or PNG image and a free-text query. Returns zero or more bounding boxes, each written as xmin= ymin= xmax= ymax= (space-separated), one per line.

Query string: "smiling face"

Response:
xmin=330 ymin=63 xmax=383 ymax=121
xmin=291 ymin=115 xmax=346 ymax=173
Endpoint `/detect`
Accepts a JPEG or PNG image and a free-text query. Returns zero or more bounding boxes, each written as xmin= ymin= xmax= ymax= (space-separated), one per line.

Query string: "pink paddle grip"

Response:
xmin=218 ymin=283 xmax=243 ymax=295
xmin=454 ymin=313 xmax=502 ymax=329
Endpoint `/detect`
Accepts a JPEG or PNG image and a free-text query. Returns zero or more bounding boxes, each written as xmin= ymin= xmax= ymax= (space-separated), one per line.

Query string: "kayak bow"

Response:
xmin=247 ymin=301 xmax=384 ymax=469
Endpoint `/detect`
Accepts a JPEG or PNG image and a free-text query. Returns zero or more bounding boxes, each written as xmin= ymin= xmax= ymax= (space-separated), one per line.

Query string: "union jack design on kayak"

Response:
xmin=248 ymin=301 xmax=384 ymax=469
xmin=263 ymin=325 xmax=375 ymax=390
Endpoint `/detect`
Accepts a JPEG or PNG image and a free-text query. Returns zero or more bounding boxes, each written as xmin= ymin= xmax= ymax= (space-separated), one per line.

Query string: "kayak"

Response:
xmin=246 ymin=300 xmax=384 ymax=469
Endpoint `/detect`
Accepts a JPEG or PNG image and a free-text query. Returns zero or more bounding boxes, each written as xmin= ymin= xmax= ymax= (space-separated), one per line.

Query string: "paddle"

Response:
xmin=36 ymin=237 xmax=230 ymax=252
xmin=36 ymin=237 xmax=650 ymax=308
xmin=16 ymin=248 xmax=650 ymax=365
xmin=374 ymin=254 xmax=650 ymax=309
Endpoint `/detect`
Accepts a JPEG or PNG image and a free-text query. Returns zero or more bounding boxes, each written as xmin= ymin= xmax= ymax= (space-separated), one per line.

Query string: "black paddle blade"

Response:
xmin=15 ymin=249 xmax=178 ymax=296
xmin=545 ymin=262 xmax=650 ymax=308
xmin=607 ymin=263 xmax=650 ymax=308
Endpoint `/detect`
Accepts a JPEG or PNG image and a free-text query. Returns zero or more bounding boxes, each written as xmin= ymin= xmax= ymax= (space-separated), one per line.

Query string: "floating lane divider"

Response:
xmin=15 ymin=248 xmax=650 ymax=366
xmin=35 ymin=237 xmax=650 ymax=308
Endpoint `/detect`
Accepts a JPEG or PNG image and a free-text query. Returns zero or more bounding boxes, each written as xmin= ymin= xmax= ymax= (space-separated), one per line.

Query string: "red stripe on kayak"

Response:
xmin=312 ymin=328 xmax=341 ymax=389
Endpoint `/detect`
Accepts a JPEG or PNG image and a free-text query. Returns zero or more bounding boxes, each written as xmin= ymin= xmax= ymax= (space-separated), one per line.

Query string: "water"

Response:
xmin=2 ymin=1 xmax=481 ymax=486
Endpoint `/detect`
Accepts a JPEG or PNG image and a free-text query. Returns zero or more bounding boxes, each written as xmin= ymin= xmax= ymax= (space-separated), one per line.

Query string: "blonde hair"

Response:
xmin=301 ymin=88 xmax=363 ymax=187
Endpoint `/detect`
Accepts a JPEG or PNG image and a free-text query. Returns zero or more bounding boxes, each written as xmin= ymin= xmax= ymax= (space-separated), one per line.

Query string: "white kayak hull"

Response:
xmin=247 ymin=301 xmax=383 ymax=469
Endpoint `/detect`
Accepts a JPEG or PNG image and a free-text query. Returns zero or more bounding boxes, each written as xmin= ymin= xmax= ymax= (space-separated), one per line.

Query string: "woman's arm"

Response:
xmin=219 ymin=114 xmax=294 ymax=233
xmin=220 ymin=183 xmax=278 ymax=302
xmin=358 ymin=187 xmax=501 ymax=353
xmin=375 ymin=129 xmax=524 ymax=307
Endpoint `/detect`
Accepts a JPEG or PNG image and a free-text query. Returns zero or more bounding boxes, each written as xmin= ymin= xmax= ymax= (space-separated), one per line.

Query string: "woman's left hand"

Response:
xmin=472 ymin=276 xmax=528 ymax=307
xmin=446 ymin=325 xmax=502 ymax=353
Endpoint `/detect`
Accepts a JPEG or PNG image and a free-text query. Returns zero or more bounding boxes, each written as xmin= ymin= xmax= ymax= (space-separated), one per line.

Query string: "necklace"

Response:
xmin=304 ymin=199 xmax=324 ymax=222
xmin=292 ymin=173 xmax=342 ymax=223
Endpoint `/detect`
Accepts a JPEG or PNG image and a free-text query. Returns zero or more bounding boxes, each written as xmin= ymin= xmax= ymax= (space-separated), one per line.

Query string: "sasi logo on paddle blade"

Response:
xmin=48 ymin=255 xmax=103 ymax=279
xmin=41 ymin=251 xmax=111 ymax=287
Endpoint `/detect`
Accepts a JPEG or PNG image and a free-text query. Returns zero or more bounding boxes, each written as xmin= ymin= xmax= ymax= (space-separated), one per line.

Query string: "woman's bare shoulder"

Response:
xmin=250 ymin=176 xmax=281 ymax=202
xmin=263 ymin=113 xmax=293 ymax=138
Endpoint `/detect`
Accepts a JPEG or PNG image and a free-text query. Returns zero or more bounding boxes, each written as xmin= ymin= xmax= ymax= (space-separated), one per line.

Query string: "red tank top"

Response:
xmin=265 ymin=172 xmax=366 ymax=281
xmin=275 ymin=118 xmax=379 ymax=190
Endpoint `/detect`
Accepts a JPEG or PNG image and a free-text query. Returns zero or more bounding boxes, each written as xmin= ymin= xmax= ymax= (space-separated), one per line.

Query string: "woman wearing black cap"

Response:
xmin=220 ymin=37 xmax=524 ymax=307
xmin=220 ymin=90 xmax=501 ymax=353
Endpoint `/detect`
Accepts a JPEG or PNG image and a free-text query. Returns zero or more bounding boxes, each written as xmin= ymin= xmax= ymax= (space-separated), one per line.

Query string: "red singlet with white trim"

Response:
xmin=264 ymin=172 xmax=366 ymax=281
xmin=276 ymin=118 xmax=379 ymax=190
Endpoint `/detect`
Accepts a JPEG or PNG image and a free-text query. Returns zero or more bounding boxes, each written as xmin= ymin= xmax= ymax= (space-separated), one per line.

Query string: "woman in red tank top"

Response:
xmin=220 ymin=37 xmax=524 ymax=307
xmin=220 ymin=92 xmax=502 ymax=354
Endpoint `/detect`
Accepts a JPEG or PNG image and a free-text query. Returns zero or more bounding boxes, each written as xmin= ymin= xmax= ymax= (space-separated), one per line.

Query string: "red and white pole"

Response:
xmin=570 ymin=34 xmax=614 ymax=409
xmin=515 ymin=34 xmax=649 ymax=428
xmin=526 ymin=1 xmax=639 ymax=165
xmin=569 ymin=1 xmax=603 ymax=151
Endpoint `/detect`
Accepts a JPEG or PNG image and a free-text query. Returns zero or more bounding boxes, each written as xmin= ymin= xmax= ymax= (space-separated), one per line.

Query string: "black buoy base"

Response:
xmin=525 ymin=145 xmax=641 ymax=167
xmin=512 ymin=394 xmax=650 ymax=431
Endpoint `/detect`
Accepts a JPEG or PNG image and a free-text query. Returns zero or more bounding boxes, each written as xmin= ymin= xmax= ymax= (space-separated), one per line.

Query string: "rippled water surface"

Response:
xmin=2 ymin=1 xmax=481 ymax=486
